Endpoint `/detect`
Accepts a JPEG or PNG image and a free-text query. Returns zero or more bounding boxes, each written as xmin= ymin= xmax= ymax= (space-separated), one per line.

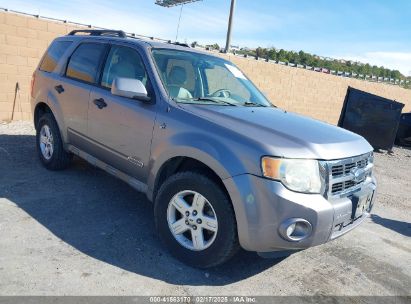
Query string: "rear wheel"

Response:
xmin=36 ymin=113 xmax=72 ymax=170
xmin=155 ymin=171 xmax=239 ymax=268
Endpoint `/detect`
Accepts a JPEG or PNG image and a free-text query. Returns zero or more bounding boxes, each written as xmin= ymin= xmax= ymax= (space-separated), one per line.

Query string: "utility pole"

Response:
xmin=224 ymin=0 xmax=236 ymax=53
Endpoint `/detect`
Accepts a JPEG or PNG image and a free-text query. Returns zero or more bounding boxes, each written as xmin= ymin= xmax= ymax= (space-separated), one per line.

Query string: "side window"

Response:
xmin=39 ymin=41 xmax=72 ymax=73
xmin=66 ymin=43 xmax=107 ymax=84
xmin=101 ymin=45 xmax=148 ymax=89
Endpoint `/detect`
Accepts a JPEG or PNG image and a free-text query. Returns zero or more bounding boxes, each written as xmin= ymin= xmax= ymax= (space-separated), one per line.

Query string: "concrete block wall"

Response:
xmin=0 ymin=11 xmax=84 ymax=121
xmin=0 ymin=10 xmax=410 ymax=125
xmin=222 ymin=54 xmax=411 ymax=124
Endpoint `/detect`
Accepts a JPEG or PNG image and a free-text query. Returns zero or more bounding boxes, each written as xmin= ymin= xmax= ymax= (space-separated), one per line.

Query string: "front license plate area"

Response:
xmin=351 ymin=193 xmax=372 ymax=220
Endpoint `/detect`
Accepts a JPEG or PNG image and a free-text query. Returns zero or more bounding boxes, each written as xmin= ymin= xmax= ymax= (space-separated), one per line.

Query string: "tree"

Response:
xmin=232 ymin=45 xmax=406 ymax=84
xmin=391 ymin=70 xmax=401 ymax=79
xmin=363 ymin=64 xmax=371 ymax=75
xmin=267 ymin=48 xmax=277 ymax=60
xmin=298 ymin=50 xmax=309 ymax=65
xmin=256 ymin=47 xmax=267 ymax=58
xmin=205 ymin=43 xmax=220 ymax=51
xmin=212 ymin=43 xmax=220 ymax=50
xmin=277 ymin=49 xmax=287 ymax=62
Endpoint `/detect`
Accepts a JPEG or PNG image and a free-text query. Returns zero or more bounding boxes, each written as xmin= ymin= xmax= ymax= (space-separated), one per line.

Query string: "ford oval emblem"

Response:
xmin=351 ymin=167 xmax=366 ymax=183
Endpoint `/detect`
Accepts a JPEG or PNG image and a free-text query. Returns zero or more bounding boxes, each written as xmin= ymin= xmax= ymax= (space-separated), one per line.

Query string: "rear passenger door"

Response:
xmin=87 ymin=43 xmax=157 ymax=182
xmin=55 ymin=41 xmax=108 ymax=149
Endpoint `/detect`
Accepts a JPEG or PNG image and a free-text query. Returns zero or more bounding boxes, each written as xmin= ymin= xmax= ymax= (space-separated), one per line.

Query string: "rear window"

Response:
xmin=66 ymin=43 xmax=107 ymax=84
xmin=39 ymin=41 xmax=72 ymax=73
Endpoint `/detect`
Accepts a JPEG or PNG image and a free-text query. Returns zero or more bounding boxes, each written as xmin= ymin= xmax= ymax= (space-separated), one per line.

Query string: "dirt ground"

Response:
xmin=0 ymin=121 xmax=410 ymax=296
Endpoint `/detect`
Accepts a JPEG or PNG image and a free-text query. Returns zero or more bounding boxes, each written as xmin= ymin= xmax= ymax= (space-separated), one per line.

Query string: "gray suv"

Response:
xmin=30 ymin=30 xmax=377 ymax=268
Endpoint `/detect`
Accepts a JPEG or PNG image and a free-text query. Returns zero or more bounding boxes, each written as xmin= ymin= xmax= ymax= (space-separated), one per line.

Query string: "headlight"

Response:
xmin=261 ymin=157 xmax=322 ymax=193
xmin=368 ymin=152 xmax=374 ymax=164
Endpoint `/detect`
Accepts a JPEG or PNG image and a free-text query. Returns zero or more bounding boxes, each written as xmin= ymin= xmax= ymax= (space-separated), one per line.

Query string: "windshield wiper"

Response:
xmin=243 ymin=101 xmax=268 ymax=107
xmin=191 ymin=97 xmax=238 ymax=106
xmin=175 ymin=96 xmax=267 ymax=107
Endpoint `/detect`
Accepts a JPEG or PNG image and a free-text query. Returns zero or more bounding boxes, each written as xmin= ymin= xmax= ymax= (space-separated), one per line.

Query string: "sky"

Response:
xmin=1 ymin=0 xmax=410 ymax=75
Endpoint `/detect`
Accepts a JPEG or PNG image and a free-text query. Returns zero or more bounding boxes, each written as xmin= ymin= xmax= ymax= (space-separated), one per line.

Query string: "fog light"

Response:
xmin=279 ymin=218 xmax=312 ymax=242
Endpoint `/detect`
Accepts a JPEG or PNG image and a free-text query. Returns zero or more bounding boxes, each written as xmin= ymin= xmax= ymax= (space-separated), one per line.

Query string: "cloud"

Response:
xmin=45 ymin=0 xmax=176 ymax=38
xmin=2 ymin=0 xmax=280 ymax=42
xmin=334 ymin=52 xmax=411 ymax=76
xmin=167 ymin=5 xmax=290 ymax=43
xmin=2 ymin=0 xmax=410 ymax=76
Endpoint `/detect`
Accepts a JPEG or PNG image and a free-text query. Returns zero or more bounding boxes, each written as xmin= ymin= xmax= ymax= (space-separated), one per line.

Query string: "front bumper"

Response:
xmin=223 ymin=174 xmax=377 ymax=252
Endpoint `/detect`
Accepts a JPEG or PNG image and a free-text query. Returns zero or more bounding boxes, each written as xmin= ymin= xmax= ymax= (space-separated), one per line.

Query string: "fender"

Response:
xmin=32 ymin=89 xmax=67 ymax=149
xmin=45 ymin=91 xmax=67 ymax=142
xmin=146 ymin=131 xmax=250 ymax=201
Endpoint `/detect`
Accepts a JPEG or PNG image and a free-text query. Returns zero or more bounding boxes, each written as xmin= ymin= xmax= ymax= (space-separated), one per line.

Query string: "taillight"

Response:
xmin=30 ymin=72 xmax=36 ymax=98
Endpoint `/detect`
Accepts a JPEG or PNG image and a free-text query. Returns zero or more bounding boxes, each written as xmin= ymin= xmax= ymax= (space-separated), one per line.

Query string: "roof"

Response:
xmin=63 ymin=29 xmax=216 ymax=57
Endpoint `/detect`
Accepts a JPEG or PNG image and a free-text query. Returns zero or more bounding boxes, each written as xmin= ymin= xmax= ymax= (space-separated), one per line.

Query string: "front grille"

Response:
xmin=331 ymin=179 xmax=364 ymax=194
xmin=327 ymin=153 xmax=372 ymax=196
xmin=331 ymin=159 xmax=368 ymax=177
xmin=331 ymin=165 xmax=344 ymax=176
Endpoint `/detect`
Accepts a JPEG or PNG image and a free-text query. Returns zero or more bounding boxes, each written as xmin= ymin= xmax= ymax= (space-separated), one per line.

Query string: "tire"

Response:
xmin=36 ymin=113 xmax=72 ymax=170
xmin=154 ymin=171 xmax=239 ymax=268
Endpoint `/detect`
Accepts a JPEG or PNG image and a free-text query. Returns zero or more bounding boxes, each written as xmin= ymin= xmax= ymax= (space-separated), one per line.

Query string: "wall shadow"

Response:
xmin=371 ymin=214 xmax=411 ymax=237
xmin=0 ymin=134 xmax=282 ymax=286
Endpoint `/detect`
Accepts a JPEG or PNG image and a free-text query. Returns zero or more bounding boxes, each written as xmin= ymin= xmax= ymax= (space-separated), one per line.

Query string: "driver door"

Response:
xmin=87 ymin=43 xmax=157 ymax=182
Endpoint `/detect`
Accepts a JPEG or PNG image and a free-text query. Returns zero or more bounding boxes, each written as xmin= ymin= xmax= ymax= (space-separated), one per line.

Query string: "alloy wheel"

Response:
xmin=167 ymin=190 xmax=218 ymax=251
xmin=39 ymin=124 xmax=54 ymax=160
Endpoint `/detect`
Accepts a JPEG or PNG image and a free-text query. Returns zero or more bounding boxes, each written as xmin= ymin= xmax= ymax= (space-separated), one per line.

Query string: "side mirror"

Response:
xmin=111 ymin=77 xmax=151 ymax=102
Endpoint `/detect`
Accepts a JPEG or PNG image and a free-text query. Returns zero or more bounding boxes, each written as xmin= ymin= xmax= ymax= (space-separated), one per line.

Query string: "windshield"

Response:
xmin=151 ymin=49 xmax=272 ymax=107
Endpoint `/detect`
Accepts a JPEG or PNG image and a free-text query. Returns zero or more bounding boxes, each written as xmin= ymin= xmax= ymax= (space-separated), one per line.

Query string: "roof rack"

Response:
xmin=67 ymin=29 xmax=190 ymax=48
xmin=125 ymin=32 xmax=190 ymax=48
xmin=67 ymin=29 xmax=127 ymax=38
xmin=168 ymin=41 xmax=191 ymax=48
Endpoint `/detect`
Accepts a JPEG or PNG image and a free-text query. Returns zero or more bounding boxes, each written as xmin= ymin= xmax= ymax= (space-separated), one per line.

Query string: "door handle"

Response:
xmin=93 ymin=98 xmax=107 ymax=109
xmin=54 ymin=85 xmax=64 ymax=94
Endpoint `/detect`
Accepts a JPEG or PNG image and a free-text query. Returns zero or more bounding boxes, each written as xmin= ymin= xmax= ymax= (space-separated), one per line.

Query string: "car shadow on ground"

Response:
xmin=371 ymin=214 xmax=411 ymax=237
xmin=0 ymin=134 xmax=283 ymax=286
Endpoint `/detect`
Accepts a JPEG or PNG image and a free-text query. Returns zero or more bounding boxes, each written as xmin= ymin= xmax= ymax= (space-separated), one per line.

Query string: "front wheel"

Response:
xmin=154 ymin=172 xmax=239 ymax=268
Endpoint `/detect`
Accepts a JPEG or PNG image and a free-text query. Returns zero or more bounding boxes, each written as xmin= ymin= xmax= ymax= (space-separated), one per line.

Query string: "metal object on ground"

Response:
xmin=338 ymin=87 xmax=404 ymax=151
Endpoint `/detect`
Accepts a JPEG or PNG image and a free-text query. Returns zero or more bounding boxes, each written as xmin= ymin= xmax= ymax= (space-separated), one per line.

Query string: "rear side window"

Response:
xmin=66 ymin=43 xmax=106 ymax=84
xmin=39 ymin=41 xmax=72 ymax=73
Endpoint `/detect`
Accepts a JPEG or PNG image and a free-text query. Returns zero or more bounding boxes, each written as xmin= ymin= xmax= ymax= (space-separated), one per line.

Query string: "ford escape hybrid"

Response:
xmin=31 ymin=30 xmax=377 ymax=268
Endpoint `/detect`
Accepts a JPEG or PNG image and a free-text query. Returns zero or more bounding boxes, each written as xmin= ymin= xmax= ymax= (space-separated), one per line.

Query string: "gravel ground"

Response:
xmin=0 ymin=121 xmax=410 ymax=296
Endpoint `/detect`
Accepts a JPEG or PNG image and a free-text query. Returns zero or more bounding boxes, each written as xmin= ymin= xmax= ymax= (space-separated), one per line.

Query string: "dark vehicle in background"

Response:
xmin=396 ymin=113 xmax=411 ymax=146
xmin=338 ymin=87 xmax=404 ymax=151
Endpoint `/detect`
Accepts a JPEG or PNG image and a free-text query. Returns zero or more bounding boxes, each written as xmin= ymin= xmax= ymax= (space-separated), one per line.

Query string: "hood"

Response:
xmin=179 ymin=104 xmax=373 ymax=160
